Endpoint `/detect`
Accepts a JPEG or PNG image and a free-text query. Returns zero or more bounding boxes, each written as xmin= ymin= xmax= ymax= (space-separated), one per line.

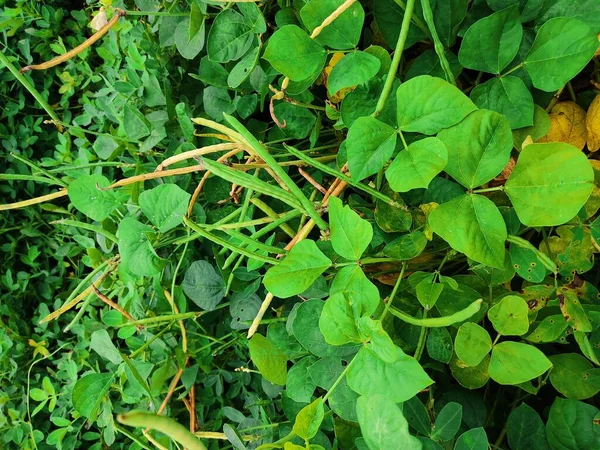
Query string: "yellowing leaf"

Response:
xmin=586 ymin=94 xmax=600 ymax=152
xmin=420 ymin=202 xmax=439 ymax=241
xmin=539 ymin=101 xmax=587 ymax=150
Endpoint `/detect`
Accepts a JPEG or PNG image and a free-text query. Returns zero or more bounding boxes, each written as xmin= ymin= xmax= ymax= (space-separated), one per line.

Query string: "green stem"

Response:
xmin=420 ymin=0 xmax=455 ymax=85
xmin=499 ymin=62 xmax=524 ymax=78
xmin=414 ymin=310 xmax=428 ymax=361
xmin=125 ymin=10 xmax=189 ymax=16
xmin=471 ymin=186 xmax=504 ymax=194
xmin=0 ymin=49 xmax=60 ymax=123
xmin=373 ymin=0 xmax=416 ymax=116
xmin=322 ymin=356 xmax=357 ymax=402
xmin=114 ymin=312 xmax=200 ymax=328
xmin=381 ymin=261 xmax=408 ymax=320
xmin=51 ymin=219 xmax=118 ymax=243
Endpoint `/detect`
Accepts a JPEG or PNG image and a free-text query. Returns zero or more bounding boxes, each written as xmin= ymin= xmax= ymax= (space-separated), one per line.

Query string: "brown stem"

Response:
xmin=92 ymin=285 xmax=138 ymax=326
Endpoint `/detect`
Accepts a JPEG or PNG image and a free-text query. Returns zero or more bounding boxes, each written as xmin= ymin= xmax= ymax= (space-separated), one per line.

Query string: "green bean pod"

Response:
xmin=390 ymin=299 xmax=483 ymax=327
xmin=117 ymin=410 xmax=207 ymax=450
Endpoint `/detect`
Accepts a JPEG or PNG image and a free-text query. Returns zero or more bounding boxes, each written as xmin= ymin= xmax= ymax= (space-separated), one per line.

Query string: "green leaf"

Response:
xmin=346 ymin=117 xmax=397 ymax=182
xmin=548 ymin=353 xmax=600 ymax=400
xmin=505 ymin=143 xmax=594 ymax=226
xmin=454 ymin=428 xmax=488 ymax=450
xmin=432 ymin=402 xmax=462 ymax=441
xmin=249 ymin=333 xmax=288 ymax=385
xmin=509 ymin=244 xmax=548 ymax=283
xmin=546 ymin=398 xmax=600 ymax=450
xmin=72 ymin=373 xmax=114 ymax=421
xmin=292 ymin=398 xmax=324 ymax=440
xmin=329 ymin=196 xmax=373 ymax=260
xmin=471 ymin=77 xmax=534 ymax=129
xmin=117 ymin=217 xmax=166 ymax=277
xmin=429 ymin=194 xmax=507 ymax=269
xmin=347 ymin=346 xmax=433 ymax=403
xmin=450 ymin=353 xmax=491 ymax=390
xmin=488 ymin=341 xmax=552 ymax=385
xmin=512 ymin=104 xmax=551 ymax=149
xmin=273 ymin=102 xmax=316 ymax=139
xmin=383 ymin=231 xmax=428 ymax=260
xmin=426 ymin=327 xmax=453 ymax=364
xmin=537 ymin=0 xmax=600 ymax=33
xmin=359 ymin=318 xmax=397 ymax=363
xmin=300 ymin=0 xmax=365 ymax=49
xmin=123 ymin=104 xmax=151 ymax=140
xmin=320 ymin=292 xmax=361 ymax=345
xmin=524 ymin=18 xmax=598 ymax=92
xmin=90 ymin=330 xmax=122 ymax=365
xmin=263 ymin=25 xmax=326 ymax=81
xmin=68 ymin=174 xmax=122 ymax=221
xmin=375 ymin=187 xmax=412 ymax=232
xmin=373 ymin=0 xmax=429 ymax=50
xmin=458 ymin=6 xmax=522 ymax=74
xmin=207 ymin=9 xmax=253 ymax=63
xmin=330 ymin=265 xmax=380 ymax=317
xmin=356 ymin=395 xmax=422 ymax=450
xmin=182 ymin=261 xmax=226 ymax=311
xmin=526 ymin=315 xmax=568 ymax=343
xmin=228 ymin=46 xmax=260 ymax=88
xmin=286 ymin=356 xmax=317 ymax=403
xmin=175 ymin=17 xmax=205 ymax=60
xmin=396 ymin=75 xmax=477 ymax=135
xmin=433 ymin=0 xmax=469 ymax=47
xmin=507 ymin=403 xmax=551 ymax=450
xmin=386 ymin=137 xmax=448 ymax=192
xmin=264 ymin=240 xmax=331 ymax=298
xmin=455 ymin=323 xmax=492 ymax=367
xmin=139 ymin=184 xmax=191 ymax=233
xmin=92 ymin=135 xmax=119 ymax=160
xmin=327 ymin=51 xmax=380 ymax=95
xmin=404 ymin=396 xmax=432 ymax=435
xmin=438 ymin=109 xmax=512 ymax=189
xmin=488 ymin=295 xmax=530 ymax=336
xmin=406 ymin=49 xmax=462 ymax=81
xmin=416 ymin=277 xmax=444 ymax=310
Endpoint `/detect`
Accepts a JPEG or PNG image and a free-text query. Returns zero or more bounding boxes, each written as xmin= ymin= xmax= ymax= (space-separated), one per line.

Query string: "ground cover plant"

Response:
xmin=1 ymin=0 xmax=600 ymax=448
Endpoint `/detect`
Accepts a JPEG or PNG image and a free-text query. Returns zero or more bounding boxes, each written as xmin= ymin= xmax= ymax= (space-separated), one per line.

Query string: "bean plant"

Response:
xmin=1 ymin=0 xmax=600 ymax=449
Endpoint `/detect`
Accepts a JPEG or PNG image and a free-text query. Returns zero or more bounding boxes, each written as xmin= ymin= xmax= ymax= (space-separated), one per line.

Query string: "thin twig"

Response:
xmin=299 ymin=168 xmax=327 ymax=195
xmin=92 ymin=286 xmax=137 ymax=325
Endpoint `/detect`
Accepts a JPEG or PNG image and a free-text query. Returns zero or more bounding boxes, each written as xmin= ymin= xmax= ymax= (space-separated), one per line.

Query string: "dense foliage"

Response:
xmin=1 ymin=0 xmax=600 ymax=449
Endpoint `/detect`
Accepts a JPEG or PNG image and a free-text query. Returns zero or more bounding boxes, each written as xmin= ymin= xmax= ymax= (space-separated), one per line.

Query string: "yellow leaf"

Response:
xmin=538 ymin=101 xmax=587 ymax=150
xmin=586 ymin=94 xmax=600 ymax=152
xmin=419 ymin=202 xmax=439 ymax=241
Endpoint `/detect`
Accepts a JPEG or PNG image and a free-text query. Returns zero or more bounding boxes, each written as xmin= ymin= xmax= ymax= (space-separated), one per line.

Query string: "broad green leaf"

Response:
xmin=471 ymin=251 xmax=516 ymax=286
xmin=272 ymin=102 xmax=316 ymax=139
xmin=327 ymin=51 xmax=380 ymax=95
xmin=203 ymin=86 xmax=235 ymax=120
xmin=238 ymin=2 xmax=266 ymax=33
xmin=471 ymin=77 xmax=534 ymax=129
xmin=347 ymin=347 xmax=433 ymax=403
xmin=92 ymin=135 xmax=119 ymax=160
xmin=454 ymin=428 xmax=488 ymax=450
xmin=397 ymin=75 xmax=477 ymax=135
xmin=404 ymin=396 xmax=432 ymax=435
xmin=341 ymin=76 xmax=399 ymax=128
xmin=319 ymin=292 xmax=361 ymax=346
xmin=358 ymin=318 xmax=397 ymax=363
xmin=537 ymin=0 xmax=600 ymax=33
xmin=383 ymin=231 xmax=428 ymax=261
xmin=432 ymin=402 xmax=462 ymax=442
xmin=433 ymin=0 xmax=469 ymax=47
xmin=330 ymin=265 xmax=380 ymax=317
xmin=249 ymin=334 xmax=288 ymax=385
xmin=347 ymin=117 xmax=397 ymax=182
xmin=72 ymin=373 xmax=114 ymax=421
xmin=526 ymin=315 xmax=568 ymax=343
xmin=264 ymin=240 xmax=331 ymax=298
xmin=429 ymin=194 xmax=507 ymax=269
xmin=263 ymin=25 xmax=326 ymax=81
xmin=507 ymin=403 xmax=551 ymax=450
xmin=286 ymin=356 xmax=318 ymax=403
xmin=329 ymin=196 xmax=373 ymax=260
xmin=406 ymin=49 xmax=462 ymax=81
xmin=488 ymin=341 xmax=552 ymax=385
xmin=373 ymin=0 xmax=428 ymax=50
xmin=175 ymin=17 xmax=205 ymax=60
xmin=300 ymin=0 xmax=365 ymax=49
xmin=416 ymin=277 xmax=444 ymax=310
xmin=513 ymin=104 xmax=551 ymax=149
xmin=182 ymin=260 xmax=226 ymax=310
xmin=291 ymin=299 xmax=359 ymax=358
xmin=505 ymin=143 xmax=594 ymax=226
xmin=139 ymin=184 xmax=190 ymax=233
xmin=426 ymin=327 xmax=453 ymax=364
xmin=207 ymin=9 xmax=253 ymax=63
xmin=509 ymin=244 xmax=548 ymax=283
xmin=486 ymin=0 xmax=544 ymax=23
xmin=356 ymin=395 xmax=422 ymax=450
xmin=524 ymin=18 xmax=598 ymax=92
xmin=546 ymin=398 xmax=600 ymax=450
xmin=68 ymin=174 xmax=122 ymax=221
xmin=90 ymin=330 xmax=122 ymax=365
xmin=292 ymin=398 xmax=324 ymax=440
xmin=117 ymin=217 xmax=166 ymax=277
xmin=228 ymin=46 xmax=260 ymax=88
xmin=123 ymin=104 xmax=151 ymax=140
xmin=455 ymin=323 xmax=492 ymax=367
xmin=458 ymin=6 xmax=522 ymax=74
xmin=450 ymin=354 xmax=491 ymax=390
xmin=488 ymin=295 xmax=530 ymax=336
xmin=548 ymin=353 xmax=600 ymax=400
xmin=386 ymin=137 xmax=448 ymax=192
xmin=438 ymin=109 xmax=512 ymax=189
